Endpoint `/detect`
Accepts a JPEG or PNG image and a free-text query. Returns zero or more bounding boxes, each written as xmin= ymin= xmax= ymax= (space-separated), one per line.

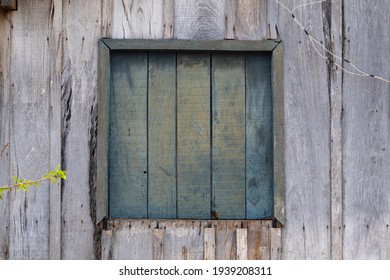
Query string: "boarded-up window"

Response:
xmin=108 ymin=51 xmax=273 ymax=219
xmin=97 ymin=40 xmax=284 ymax=224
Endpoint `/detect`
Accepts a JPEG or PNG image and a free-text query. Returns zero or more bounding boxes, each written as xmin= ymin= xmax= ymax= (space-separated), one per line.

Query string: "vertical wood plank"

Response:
xmin=174 ymin=0 xmax=225 ymax=40
xmin=204 ymin=228 xmax=216 ymax=260
xmin=163 ymin=0 xmax=174 ymax=39
xmin=325 ymin=0 xmax=343 ymax=260
xmin=270 ymin=227 xmax=282 ymax=260
xmin=0 ymin=7 xmax=11 ymax=260
xmin=266 ymin=0 xmax=278 ymax=39
xmin=9 ymin=0 xmax=52 ymax=259
xmin=245 ymin=220 xmax=272 ymax=260
xmin=153 ymin=228 xmax=164 ymax=260
xmin=232 ymin=0 xmax=268 ymax=40
xmin=101 ymin=0 xmax=113 ymax=38
xmin=112 ymin=0 xmax=164 ymax=39
xmin=148 ymin=52 xmax=176 ymax=218
xmin=272 ymin=43 xmax=285 ymax=225
xmin=61 ymin=0 xmax=103 ymax=259
xmin=97 ymin=41 xmax=110 ymax=223
xmin=101 ymin=229 xmax=113 ymax=260
xmin=246 ymin=52 xmax=273 ymax=219
xmin=236 ymin=228 xmax=248 ymax=260
xmin=224 ymin=0 xmax=236 ymax=39
xmin=49 ymin=0 xmax=62 ymax=260
xmin=212 ymin=52 xmax=245 ymax=219
xmin=160 ymin=220 xmax=207 ymax=260
xmin=108 ymin=220 xmax=155 ymax=259
xmin=213 ymin=220 xmax=241 ymax=259
xmin=177 ymin=53 xmax=211 ymax=219
xmin=277 ymin=2 xmax=331 ymax=258
xmin=342 ymin=0 xmax=390 ymax=259
xmin=109 ymin=52 xmax=148 ymax=218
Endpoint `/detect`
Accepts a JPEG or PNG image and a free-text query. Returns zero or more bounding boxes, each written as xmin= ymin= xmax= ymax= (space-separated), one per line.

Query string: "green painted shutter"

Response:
xmin=108 ymin=51 xmax=273 ymax=219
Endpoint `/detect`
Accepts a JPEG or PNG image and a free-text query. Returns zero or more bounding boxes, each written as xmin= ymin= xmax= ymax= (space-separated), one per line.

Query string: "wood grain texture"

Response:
xmin=148 ymin=53 xmax=176 ymax=218
xmin=324 ymin=0 xmax=343 ymax=260
xmin=1 ymin=0 xmax=389 ymax=261
xmin=224 ymin=0 xmax=235 ymax=39
xmin=153 ymin=228 xmax=164 ymax=260
xmin=272 ymin=43 xmax=285 ymax=225
xmin=101 ymin=229 xmax=113 ymax=260
xmin=246 ymin=52 xmax=273 ymax=219
xmin=174 ymin=0 xmax=225 ymax=40
xmin=266 ymin=0 xmax=278 ymax=39
xmin=109 ymin=52 xmax=148 ymax=218
xmin=160 ymin=220 xmax=207 ymax=259
xmin=101 ymin=0 xmax=113 ymax=38
xmin=177 ymin=53 xmax=211 ymax=219
xmin=204 ymin=227 xmax=216 ymax=259
xmin=61 ymin=0 xmax=102 ymax=259
xmin=0 ymin=7 xmax=11 ymax=260
xmin=112 ymin=0 xmax=164 ymax=39
xmin=212 ymin=52 xmax=245 ymax=219
xmin=97 ymin=41 xmax=110 ymax=224
xmin=49 ymin=0 xmax=63 ymax=260
xmin=277 ymin=2 xmax=331 ymax=259
xmin=225 ymin=0 xmax=267 ymax=40
xmin=236 ymin=228 xmax=247 ymax=260
xmin=8 ymin=0 xmax=52 ymax=259
xmin=104 ymin=220 xmax=156 ymax=259
xmin=270 ymin=227 xmax=282 ymax=260
xmin=212 ymin=220 xmax=240 ymax=259
xmin=245 ymin=220 xmax=271 ymax=259
xmin=100 ymin=220 xmax=273 ymax=260
xmin=163 ymin=0 xmax=174 ymax=38
xmin=103 ymin=38 xmax=279 ymax=51
xmin=342 ymin=0 xmax=390 ymax=259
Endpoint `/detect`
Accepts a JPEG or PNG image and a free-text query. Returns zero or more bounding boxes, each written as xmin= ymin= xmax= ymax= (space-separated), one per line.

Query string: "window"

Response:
xmin=97 ymin=40 xmax=285 ymax=223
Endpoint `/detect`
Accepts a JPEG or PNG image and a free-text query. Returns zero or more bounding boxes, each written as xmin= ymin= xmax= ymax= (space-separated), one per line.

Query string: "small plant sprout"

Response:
xmin=0 ymin=165 xmax=66 ymax=200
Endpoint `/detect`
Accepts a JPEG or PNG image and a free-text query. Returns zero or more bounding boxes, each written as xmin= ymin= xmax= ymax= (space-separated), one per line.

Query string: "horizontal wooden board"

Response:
xmin=102 ymin=39 xmax=280 ymax=51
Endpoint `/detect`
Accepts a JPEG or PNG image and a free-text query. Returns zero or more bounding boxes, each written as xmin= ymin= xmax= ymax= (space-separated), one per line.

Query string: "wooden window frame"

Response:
xmin=97 ymin=39 xmax=285 ymax=225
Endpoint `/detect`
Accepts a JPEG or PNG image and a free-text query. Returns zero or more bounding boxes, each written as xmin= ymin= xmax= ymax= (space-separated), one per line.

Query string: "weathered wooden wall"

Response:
xmin=0 ymin=0 xmax=389 ymax=259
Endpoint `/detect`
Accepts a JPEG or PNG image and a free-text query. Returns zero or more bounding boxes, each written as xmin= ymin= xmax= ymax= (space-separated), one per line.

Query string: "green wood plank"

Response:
xmin=246 ymin=52 xmax=273 ymax=219
xmin=212 ymin=52 xmax=246 ymax=219
xmin=109 ymin=51 xmax=148 ymax=218
xmin=272 ymin=43 xmax=285 ymax=225
xmin=97 ymin=40 xmax=110 ymax=223
xmin=148 ymin=52 xmax=177 ymax=218
xmin=177 ymin=52 xmax=211 ymax=219
xmin=102 ymin=39 xmax=280 ymax=52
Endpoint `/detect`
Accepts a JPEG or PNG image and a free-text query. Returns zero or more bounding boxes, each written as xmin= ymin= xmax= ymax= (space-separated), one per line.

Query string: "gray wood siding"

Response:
xmin=342 ymin=1 xmax=390 ymax=259
xmin=0 ymin=0 xmax=389 ymax=259
xmin=278 ymin=0 xmax=331 ymax=260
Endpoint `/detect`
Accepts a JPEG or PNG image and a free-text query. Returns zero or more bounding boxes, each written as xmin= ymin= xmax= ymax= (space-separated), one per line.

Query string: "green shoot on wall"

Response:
xmin=0 ymin=144 xmax=66 ymax=200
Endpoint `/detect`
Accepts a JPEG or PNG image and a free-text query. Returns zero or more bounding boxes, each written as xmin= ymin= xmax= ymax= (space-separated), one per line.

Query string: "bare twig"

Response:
xmin=0 ymin=143 xmax=9 ymax=158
